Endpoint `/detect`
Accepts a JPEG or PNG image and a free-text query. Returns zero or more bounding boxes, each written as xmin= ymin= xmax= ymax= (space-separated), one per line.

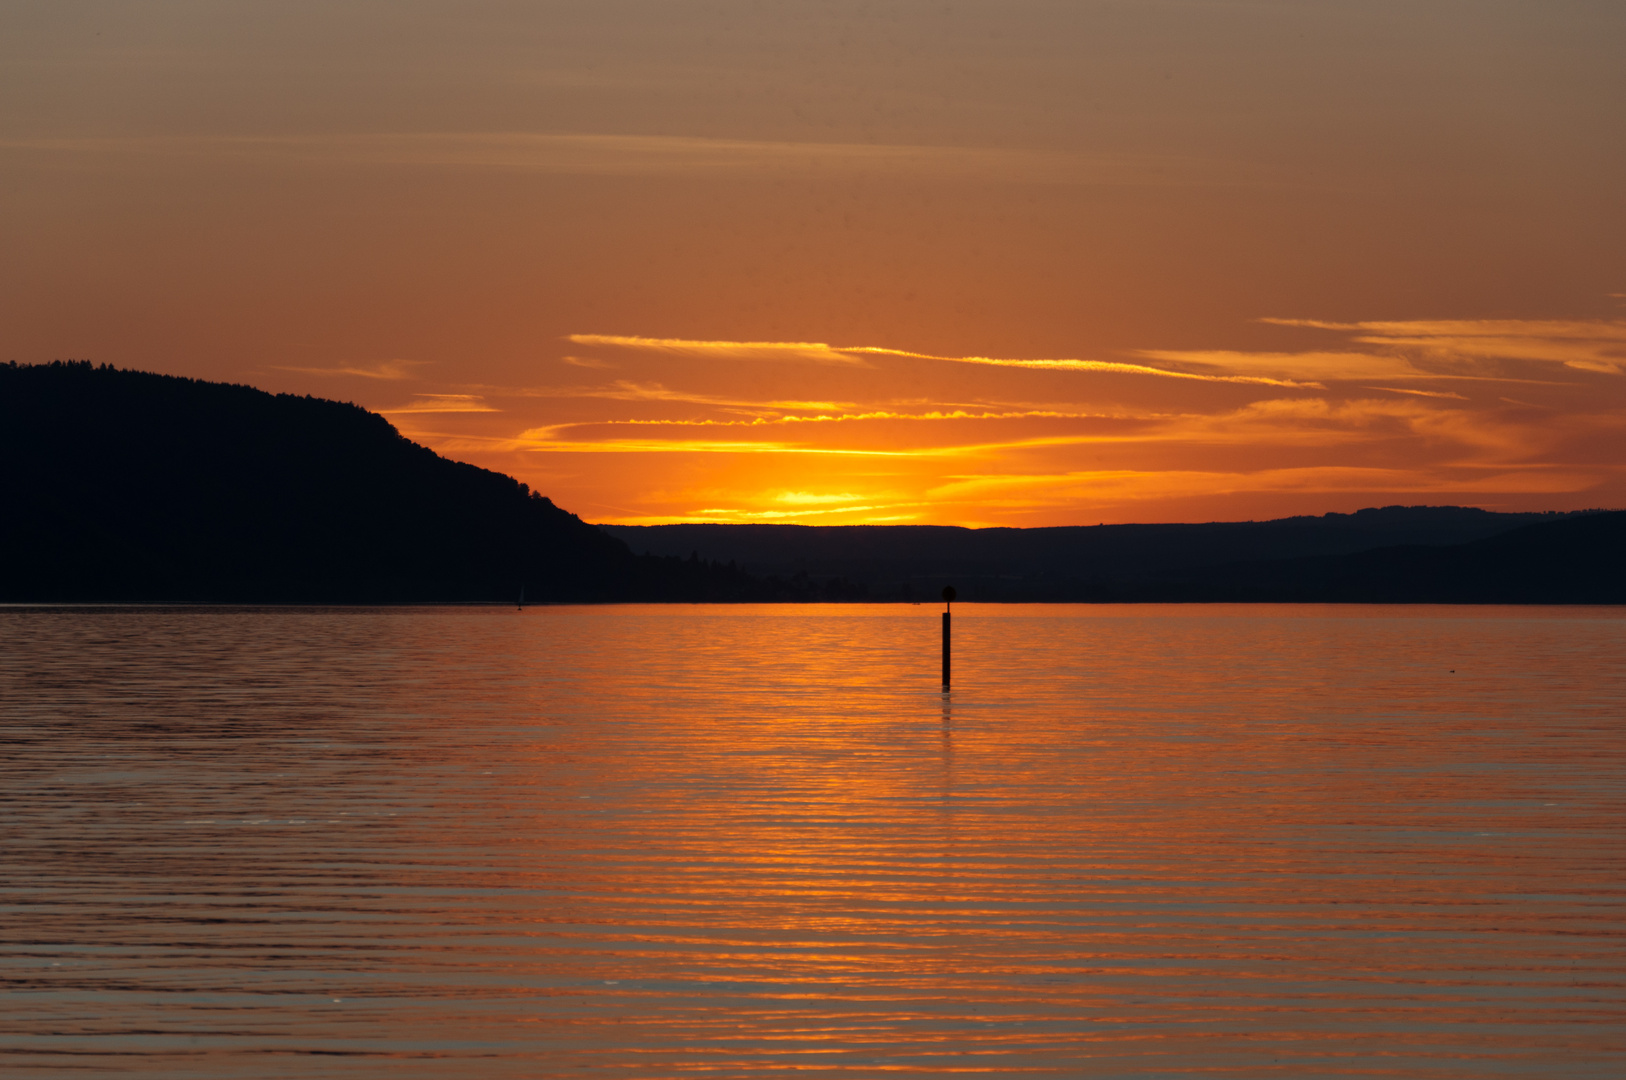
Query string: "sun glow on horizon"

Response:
xmin=7 ymin=1 xmax=1621 ymax=527
xmin=366 ymin=320 xmax=1626 ymax=527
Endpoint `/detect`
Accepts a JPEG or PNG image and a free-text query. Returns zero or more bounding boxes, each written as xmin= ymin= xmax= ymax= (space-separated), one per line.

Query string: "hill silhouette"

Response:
xmin=5 ymin=362 xmax=1618 ymax=605
xmin=603 ymin=508 xmax=1621 ymax=603
xmin=0 ymin=362 xmax=759 ymax=602
xmin=1160 ymin=511 xmax=1626 ymax=603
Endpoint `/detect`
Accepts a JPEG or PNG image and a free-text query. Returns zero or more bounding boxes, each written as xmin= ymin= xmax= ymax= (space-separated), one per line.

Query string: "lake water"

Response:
xmin=2 ymin=604 xmax=1623 ymax=1078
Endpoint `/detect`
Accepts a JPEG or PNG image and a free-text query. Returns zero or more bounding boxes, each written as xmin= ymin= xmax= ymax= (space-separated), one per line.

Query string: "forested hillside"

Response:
xmin=0 ymin=362 xmax=753 ymax=602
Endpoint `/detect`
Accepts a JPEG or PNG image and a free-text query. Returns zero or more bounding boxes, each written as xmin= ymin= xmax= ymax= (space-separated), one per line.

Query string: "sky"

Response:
xmin=3 ymin=0 xmax=1624 ymax=526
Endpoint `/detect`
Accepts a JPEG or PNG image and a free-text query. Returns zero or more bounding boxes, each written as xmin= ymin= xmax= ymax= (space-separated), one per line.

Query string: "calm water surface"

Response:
xmin=2 ymin=604 xmax=1623 ymax=1078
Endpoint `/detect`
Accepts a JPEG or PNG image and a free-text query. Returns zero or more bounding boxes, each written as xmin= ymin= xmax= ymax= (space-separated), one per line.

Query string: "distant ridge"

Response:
xmin=1167 ymin=511 xmax=1626 ymax=604
xmin=0 ymin=362 xmax=756 ymax=602
xmin=602 ymin=507 xmax=1624 ymax=604
xmin=5 ymin=362 xmax=1618 ymax=604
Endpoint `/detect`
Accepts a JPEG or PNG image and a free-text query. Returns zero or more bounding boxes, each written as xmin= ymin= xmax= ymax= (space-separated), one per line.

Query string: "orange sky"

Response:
xmin=3 ymin=2 xmax=1623 ymax=525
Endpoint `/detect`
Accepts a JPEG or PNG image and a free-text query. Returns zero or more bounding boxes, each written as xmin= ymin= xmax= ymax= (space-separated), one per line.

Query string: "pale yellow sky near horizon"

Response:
xmin=3 ymin=1 xmax=1624 ymax=524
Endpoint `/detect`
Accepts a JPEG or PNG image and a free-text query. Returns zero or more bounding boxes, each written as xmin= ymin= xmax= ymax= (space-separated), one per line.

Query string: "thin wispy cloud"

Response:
xmin=1259 ymin=318 xmax=1626 ymax=375
xmin=521 ymin=379 xmax=854 ymax=413
xmin=513 ymin=432 xmax=926 ymax=457
xmin=1367 ymin=386 xmax=1469 ymax=400
xmin=926 ymin=464 xmax=1601 ymax=507
xmin=570 ymin=334 xmax=1315 ymax=386
xmin=390 ymin=315 xmax=1625 ymax=526
xmin=1 ymin=133 xmax=1269 ymax=188
xmin=593 ymin=407 xmax=1131 ymax=426
xmin=845 ymin=346 xmax=1316 ymax=387
xmin=567 ymin=335 xmax=871 ymax=366
xmin=1130 ymin=349 xmax=1415 ymax=383
xmin=508 ymin=399 xmax=1482 ymax=459
xmin=273 ymin=360 xmax=425 ymax=380
xmin=378 ymin=394 xmax=498 ymax=414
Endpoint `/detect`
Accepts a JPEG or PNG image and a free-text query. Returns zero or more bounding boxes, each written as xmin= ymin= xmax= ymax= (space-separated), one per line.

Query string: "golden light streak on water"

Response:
xmin=2 ymin=605 xmax=1623 ymax=1077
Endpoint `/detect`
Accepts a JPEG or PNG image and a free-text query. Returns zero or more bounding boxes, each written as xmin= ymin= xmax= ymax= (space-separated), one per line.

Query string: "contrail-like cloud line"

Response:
xmin=842 ymin=346 xmax=1317 ymax=386
xmin=567 ymin=335 xmax=1319 ymax=386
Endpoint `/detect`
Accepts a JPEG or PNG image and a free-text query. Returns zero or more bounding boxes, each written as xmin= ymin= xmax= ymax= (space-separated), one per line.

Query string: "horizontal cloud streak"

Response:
xmin=502 ymin=396 xmax=1559 ymax=462
xmin=272 ymin=360 xmax=424 ymax=380
xmin=927 ymin=465 xmax=1604 ymax=506
xmin=0 ymin=134 xmax=1269 ymax=187
xmin=513 ymin=434 xmax=928 ymax=456
xmin=1367 ymin=387 xmax=1469 ymax=400
xmin=518 ymin=380 xmax=854 ymax=412
xmin=567 ymin=335 xmax=869 ymax=365
xmin=378 ymin=394 xmax=498 ymax=414
xmin=1131 ymin=349 xmax=1413 ymax=383
xmin=845 ymin=346 xmax=1315 ymax=386
xmin=592 ymin=408 xmax=1133 ymax=426
xmin=378 ymin=314 xmax=1626 ymax=525
xmin=1259 ymin=318 xmax=1626 ymax=375
xmin=570 ymin=334 xmax=1314 ymax=386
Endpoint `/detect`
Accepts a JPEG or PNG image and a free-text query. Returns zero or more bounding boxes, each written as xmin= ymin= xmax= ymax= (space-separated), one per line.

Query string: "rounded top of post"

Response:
xmin=942 ymin=585 xmax=957 ymax=605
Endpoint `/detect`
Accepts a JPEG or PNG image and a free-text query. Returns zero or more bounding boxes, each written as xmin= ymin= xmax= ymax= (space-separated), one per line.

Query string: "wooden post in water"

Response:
xmin=941 ymin=585 xmax=956 ymax=689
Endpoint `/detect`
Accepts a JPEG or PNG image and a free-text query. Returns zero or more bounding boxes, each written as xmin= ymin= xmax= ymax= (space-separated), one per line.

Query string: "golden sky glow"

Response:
xmin=365 ymin=319 xmax=1626 ymax=524
xmin=3 ymin=2 xmax=1623 ymax=524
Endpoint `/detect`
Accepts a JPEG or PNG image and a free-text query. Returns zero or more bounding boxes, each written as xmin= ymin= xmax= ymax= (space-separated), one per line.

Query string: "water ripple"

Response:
xmin=2 ymin=604 xmax=1623 ymax=1077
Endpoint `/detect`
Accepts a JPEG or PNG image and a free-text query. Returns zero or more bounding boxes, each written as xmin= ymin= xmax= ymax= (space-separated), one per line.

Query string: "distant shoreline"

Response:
xmin=7 ymin=599 xmax=1625 ymax=610
xmin=6 ymin=363 xmax=1622 ymax=606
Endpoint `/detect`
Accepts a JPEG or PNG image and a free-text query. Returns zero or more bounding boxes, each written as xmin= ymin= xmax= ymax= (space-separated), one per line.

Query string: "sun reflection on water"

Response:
xmin=1 ymin=604 xmax=1622 ymax=1077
